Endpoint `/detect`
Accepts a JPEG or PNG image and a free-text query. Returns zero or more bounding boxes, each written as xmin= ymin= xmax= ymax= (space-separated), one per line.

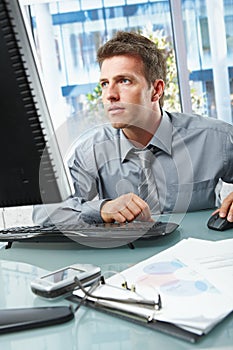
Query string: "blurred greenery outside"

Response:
xmin=86 ymin=29 xmax=206 ymax=116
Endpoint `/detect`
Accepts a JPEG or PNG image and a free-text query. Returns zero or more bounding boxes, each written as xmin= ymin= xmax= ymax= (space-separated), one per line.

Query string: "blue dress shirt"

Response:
xmin=33 ymin=111 xmax=233 ymax=225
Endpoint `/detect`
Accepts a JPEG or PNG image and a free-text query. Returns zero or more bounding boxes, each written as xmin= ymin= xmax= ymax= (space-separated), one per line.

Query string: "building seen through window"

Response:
xmin=22 ymin=0 xmax=232 ymax=127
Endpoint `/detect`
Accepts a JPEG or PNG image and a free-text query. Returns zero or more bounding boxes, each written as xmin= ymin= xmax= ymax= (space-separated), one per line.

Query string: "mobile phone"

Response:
xmin=31 ymin=263 xmax=101 ymax=299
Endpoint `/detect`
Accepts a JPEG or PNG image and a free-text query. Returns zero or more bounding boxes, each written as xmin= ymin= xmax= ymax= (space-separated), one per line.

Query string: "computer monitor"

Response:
xmin=0 ymin=0 xmax=72 ymax=207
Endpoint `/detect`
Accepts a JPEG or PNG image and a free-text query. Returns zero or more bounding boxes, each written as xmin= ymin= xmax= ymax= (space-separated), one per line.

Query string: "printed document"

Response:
xmin=74 ymin=238 xmax=233 ymax=335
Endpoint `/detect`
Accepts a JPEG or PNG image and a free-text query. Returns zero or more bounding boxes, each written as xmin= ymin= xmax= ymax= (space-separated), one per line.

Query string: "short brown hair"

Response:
xmin=97 ymin=31 xmax=167 ymax=106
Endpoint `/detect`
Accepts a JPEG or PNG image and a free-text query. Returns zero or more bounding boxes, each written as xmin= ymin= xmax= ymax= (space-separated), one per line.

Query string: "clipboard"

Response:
xmin=68 ymin=293 xmax=201 ymax=343
xmin=69 ymin=238 xmax=233 ymax=343
xmin=69 ymin=239 xmax=233 ymax=343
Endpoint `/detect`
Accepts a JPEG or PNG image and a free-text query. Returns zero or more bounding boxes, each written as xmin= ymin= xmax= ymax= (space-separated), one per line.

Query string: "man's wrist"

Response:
xmin=81 ymin=199 xmax=111 ymax=223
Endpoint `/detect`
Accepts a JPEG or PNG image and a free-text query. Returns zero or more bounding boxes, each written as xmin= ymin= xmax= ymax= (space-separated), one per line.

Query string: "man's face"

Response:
xmin=100 ymin=55 xmax=155 ymax=131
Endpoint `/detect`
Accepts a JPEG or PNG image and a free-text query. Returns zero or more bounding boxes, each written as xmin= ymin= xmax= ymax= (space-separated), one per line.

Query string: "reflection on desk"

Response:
xmin=0 ymin=210 xmax=232 ymax=350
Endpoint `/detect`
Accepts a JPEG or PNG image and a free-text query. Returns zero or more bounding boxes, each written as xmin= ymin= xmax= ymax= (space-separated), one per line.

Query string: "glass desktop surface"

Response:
xmin=0 ymin=209 xmax=232 ymax=350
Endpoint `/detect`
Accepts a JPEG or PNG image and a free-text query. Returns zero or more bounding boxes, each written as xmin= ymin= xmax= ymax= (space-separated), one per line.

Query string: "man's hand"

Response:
xmin=100 ymin=192 xmax=154 ymax=223
xmin=213 ymin=191 xmax=233 ymax=222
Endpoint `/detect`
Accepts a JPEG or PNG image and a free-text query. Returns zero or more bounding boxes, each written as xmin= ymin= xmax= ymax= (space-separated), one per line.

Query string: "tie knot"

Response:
xmin=147 ymin=144 xmax=160 ymax=154
xmin=135 ymin=148 xmax=154 ymax=168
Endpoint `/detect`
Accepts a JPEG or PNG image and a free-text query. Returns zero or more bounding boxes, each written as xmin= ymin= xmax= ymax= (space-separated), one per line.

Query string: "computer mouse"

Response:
xmin=207 ymin=213 xmax=233 ymax=231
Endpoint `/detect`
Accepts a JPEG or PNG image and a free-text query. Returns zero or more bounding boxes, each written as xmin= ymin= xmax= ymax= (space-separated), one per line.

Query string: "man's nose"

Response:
xmin=106 ymin=83 xmax=120 ymax=101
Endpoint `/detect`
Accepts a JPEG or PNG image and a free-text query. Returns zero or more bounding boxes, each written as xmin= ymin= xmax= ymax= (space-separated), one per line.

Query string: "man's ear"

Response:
xmin=151 ymin=79 xmax=165 ymax=102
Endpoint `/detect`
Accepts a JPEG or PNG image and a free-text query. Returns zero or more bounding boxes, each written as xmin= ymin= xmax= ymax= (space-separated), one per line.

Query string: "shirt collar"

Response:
xmin=150 ymin=110 xmax=172 ymax=155
xmin=119 ymin=131 xmax=135 ymax=162
xmin=119 ymin=110 xmax=172 ymax=162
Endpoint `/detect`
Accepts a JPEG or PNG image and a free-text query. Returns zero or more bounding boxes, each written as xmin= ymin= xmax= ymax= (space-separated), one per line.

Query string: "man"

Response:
xmin=33 ymin=31 xmax=233 ymax=226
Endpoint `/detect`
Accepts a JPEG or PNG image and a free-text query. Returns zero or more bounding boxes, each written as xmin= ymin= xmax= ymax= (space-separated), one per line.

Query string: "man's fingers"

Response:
xmin=126 ymin=197 xmax=144 ymax=217
xmin=119 ymin=206 xmax=136 ymax=222
xmin=140 ymin=206 xmax=154 ymax=222
xmin=226 ymin=202 xmax=233 ymax=222
xmin=215 ymin=192 xmax=233 ymax=222
xmin=131 ymin=195 xmax=154 ymax=221
xmin=100 ymin=192 xmax=153 ymax=223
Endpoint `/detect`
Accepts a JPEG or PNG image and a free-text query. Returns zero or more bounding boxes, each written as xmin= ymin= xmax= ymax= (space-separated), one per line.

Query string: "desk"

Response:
xmin=0 ymin=210 xmax=232 ymax=350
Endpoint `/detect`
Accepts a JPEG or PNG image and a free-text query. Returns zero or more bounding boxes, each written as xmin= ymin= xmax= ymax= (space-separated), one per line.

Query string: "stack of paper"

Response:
xmin=74 ymin=238 xmax=233 ymax=336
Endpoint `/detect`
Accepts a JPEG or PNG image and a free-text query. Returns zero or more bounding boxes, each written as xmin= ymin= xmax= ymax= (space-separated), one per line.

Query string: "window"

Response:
xmin=22 ymin=0 xmax=232 ymax=125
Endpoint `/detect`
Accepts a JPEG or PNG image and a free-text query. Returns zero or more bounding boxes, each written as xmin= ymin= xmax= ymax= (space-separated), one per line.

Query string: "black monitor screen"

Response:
xmin=0 ymin=0 xmax=71 ymax=207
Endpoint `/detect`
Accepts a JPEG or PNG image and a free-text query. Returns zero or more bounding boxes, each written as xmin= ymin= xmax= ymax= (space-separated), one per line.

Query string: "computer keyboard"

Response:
xmin=0 ymin=221 xmax=179 ymax=248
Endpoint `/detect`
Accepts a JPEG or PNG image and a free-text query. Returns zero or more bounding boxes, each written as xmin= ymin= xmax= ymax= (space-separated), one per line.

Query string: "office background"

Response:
xmin=1 ymin=0 xmax=233 ymax=227
xmin=24 ymin=0 xmax=233 ymax=124
xmin=0 ymin=2 xmax=233 ymax=347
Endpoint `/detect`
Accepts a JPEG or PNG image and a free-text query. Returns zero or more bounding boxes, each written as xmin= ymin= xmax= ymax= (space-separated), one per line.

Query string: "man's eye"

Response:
xmin=120 ymin=78 xmax=130 ymax=84
xmin=100 ymin=81 xmax=108 ymax=88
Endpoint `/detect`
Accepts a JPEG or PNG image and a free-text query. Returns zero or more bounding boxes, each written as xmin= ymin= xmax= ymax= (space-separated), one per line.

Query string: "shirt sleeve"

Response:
xmin=32 ymin=140 xmax=107 ymax=226
xmin=222 ymin=126 xmax=233 ymax=183
xmin=32 ymin=198 xmax=107 ymax=226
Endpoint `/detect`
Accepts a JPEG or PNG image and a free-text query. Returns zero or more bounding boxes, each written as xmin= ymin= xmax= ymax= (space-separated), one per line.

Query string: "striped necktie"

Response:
xmin=136 ymin=146 xmax=160 ymax=214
